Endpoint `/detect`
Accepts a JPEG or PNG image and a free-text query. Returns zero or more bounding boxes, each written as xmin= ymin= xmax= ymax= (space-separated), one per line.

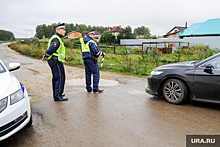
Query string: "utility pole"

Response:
xmin=24 ymin=30 xmax=34 ymax=41
xmin=24 ymin=30 xmax=28 ymax=41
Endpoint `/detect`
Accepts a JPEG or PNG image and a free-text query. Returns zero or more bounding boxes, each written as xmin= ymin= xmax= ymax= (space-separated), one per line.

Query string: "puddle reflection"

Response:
xmin=66 ymin=78 xmax=120 ymax=86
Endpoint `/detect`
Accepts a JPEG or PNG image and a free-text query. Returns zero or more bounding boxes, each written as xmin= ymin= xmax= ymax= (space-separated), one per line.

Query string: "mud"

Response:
xmin=1 ymin=43 xmax=220 ymax=147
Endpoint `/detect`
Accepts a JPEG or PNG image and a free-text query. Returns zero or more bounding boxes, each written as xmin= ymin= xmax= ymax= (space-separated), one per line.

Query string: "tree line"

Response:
xmin=100 ymin=26 xmax=157 ymax=44
xmin=35 ymin=23 xmax=157 ymax=42
xmin=35 ymin=23 xmax=111 ymax=39
xmin=0 ymin=30 xmax=15 ymax=41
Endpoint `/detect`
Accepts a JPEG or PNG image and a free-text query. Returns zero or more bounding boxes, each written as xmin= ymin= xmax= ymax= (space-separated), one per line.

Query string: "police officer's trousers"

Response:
xmin=83 ymin=58 xmax=100 ymax=92
xmin=47 ymin=59 xmax=65 ymax=100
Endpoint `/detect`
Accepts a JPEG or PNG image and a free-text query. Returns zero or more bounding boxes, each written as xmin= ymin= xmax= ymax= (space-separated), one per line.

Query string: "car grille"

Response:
xmin=0 ymin=111 xmax=28 ymax=137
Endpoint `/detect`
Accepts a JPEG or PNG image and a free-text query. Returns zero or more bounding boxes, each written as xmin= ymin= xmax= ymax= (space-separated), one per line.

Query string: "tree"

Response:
xmin=35 ymin=25 xmax=44 ymax=39
xmin=0 ymin=30 xmax=15 ymax=41
xmin=99 ymin=32 xmax=116 ymax=45
xmin=134 ymin=26 xmax=150 ymax=35
xmin=143 ymin=33 xmax=157 ymax=39
xmin=116 ymin=26 xmax=136 ymax=43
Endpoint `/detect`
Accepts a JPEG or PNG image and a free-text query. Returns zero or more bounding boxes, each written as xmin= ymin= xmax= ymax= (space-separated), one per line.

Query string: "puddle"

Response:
xmin=66 ymin=78 xmax=119 ymax=86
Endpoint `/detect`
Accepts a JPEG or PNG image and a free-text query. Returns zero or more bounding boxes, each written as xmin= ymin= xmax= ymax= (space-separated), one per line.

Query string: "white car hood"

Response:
xmin=0 ymin=72 xmax=20 ymax=99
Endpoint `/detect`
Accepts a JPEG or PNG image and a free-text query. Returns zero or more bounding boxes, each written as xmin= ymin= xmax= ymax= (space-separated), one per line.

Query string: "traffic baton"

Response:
xmin=101 ymin=55 xmax=105 ymax=67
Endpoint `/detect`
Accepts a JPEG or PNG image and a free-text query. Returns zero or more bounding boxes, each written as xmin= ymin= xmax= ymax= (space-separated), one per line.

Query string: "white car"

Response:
xmin=0 ymin=60 xmax=32 ymax=141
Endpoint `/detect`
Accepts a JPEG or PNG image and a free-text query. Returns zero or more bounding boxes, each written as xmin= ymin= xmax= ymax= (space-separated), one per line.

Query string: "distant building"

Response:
xmin=67 ymin=31 xmax=82 ymax=39
xmin=163 ymin=23 xmax=187 ymax=38
xmin=94 ymin=30 xmax=102 ymax=40
xmin=178 ymin=18 xmax=220 ymax=38
xmin=105 ymin=25 xmax=123 ymax=36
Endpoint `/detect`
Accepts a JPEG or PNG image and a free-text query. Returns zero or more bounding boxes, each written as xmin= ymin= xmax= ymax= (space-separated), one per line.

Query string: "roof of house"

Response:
xmin=177 ymin=23 xmax=203 ymax=36
xmin=166 ymin=26 xmax=186 ymax=35
xmin=106 ymin=25 xmax=122 ymax=32
xmin=68 ymin=30 xmax=81 ymax=35
xmin=94 ymin=30 xmax=102 ymax=35
xmin=178 ymin=18 xmax=220 ymax=36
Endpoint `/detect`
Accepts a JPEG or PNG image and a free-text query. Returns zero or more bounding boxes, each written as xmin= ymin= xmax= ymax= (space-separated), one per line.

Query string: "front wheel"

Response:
xmin=162 ymin=79 xmax=189 ymax=104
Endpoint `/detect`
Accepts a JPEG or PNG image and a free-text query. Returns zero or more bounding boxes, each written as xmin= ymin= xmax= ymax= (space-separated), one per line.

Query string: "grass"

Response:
xmin=8 ymin=41 xmax=220 ymax=77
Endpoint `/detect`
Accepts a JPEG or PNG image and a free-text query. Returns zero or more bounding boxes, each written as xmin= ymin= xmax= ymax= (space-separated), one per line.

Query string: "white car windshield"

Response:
xmin=0 ymin=63 xmax=6 ymax=73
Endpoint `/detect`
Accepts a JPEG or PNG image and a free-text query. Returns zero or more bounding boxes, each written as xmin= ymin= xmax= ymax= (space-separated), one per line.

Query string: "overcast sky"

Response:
xmin=1 ymin=0 xmax=220 ymax=38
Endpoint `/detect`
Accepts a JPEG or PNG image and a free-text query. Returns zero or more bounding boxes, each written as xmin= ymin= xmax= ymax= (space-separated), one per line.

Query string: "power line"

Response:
xmin=24 ymin=30 xmax=34 ymax=40
xmin=0 ymin=22 xmax=24 ymax=36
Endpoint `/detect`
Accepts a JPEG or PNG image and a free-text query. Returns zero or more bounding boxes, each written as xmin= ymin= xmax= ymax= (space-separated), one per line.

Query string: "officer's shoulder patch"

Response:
xmin=53 ymin=42 xmax=57 ymax=47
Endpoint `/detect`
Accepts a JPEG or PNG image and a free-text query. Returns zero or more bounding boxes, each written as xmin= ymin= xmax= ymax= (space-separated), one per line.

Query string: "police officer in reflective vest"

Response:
xmin=80 ymin=29 xmax=106 ymax=93
xmin=43 ymin=23 xmax=68 ymax=101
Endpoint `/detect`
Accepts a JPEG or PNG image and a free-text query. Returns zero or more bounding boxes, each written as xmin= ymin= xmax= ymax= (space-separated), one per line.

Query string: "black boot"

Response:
xmin=93 ymin=89 xmax=104 ymax=93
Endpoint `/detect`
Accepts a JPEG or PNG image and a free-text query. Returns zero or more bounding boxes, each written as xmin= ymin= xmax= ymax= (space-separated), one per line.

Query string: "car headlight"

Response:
xmin=10 ymin=89 xmax=24 ymax=105
xmin=150 ymin=71 xmax=163 ymax=76
xmin=0 ymin=97 xmax=8 ymax=113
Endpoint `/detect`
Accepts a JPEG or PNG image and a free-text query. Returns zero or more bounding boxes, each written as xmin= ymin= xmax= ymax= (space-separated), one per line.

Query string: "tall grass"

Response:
xmin=8 ymin=41 xmax=220 ymax=77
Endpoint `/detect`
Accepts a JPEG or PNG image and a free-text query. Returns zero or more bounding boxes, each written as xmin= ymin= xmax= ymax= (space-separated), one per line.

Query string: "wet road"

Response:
xmin=0 ymin=43 xmax=220 ymax=147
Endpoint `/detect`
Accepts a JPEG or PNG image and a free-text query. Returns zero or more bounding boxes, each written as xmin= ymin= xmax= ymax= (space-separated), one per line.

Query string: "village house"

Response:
xmin=177 ymin=18 xmax=220 ymax=38
xmin=105 ymin=25 xmax=123 ymax=36
xmin=93 ymin=30 xmax=102 ymax=40
xmin=67 ymin=31 xmax=82 ymax=39
xmin=163 ymin=23 xmax=187 ymax=38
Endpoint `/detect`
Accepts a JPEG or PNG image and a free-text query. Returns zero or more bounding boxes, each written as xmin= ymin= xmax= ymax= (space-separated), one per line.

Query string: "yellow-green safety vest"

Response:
xmin=80 ymin=38 xmax=97 ymax=52
xmin=47 ymin=35 xmax=66 ymax=62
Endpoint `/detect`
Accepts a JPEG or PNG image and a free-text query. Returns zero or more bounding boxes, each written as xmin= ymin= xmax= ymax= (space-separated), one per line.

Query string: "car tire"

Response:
xmin=162 ymin=79 xmax=189 ymax=104
xmin=25 ymin=115 xmax=32 ymax=128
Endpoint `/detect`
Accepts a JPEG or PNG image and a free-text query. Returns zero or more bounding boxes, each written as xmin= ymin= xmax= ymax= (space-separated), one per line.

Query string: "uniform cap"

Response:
xmin=54 ymin=23 xmax=66 ymax=30
xmin=86 ymin=29 xmax=95 ymax=35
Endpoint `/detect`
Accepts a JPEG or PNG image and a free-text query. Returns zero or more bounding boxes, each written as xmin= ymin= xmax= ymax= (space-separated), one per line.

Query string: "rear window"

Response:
xmin=0 ymin=63 xmax=6 ymax=73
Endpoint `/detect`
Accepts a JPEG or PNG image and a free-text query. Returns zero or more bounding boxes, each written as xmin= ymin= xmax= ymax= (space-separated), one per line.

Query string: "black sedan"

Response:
xmin=146 ymin=52 xmax=220 ymax=104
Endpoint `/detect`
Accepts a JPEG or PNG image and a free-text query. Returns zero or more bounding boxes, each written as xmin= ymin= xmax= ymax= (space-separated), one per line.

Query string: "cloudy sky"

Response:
xmin=1 ymin=0 xmax=220 ymax=38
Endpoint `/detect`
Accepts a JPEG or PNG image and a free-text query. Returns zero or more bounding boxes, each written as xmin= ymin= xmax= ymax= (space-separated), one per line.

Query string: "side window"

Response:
xmin=206 ymin=57 xmax=220 ymax=69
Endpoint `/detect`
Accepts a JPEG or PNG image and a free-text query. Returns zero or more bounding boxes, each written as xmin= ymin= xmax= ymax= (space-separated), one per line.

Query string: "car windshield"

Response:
xmin=0 ymin=63 xmax=6 ymax=74
xmin=194 ymin=52 xmax=220 ymax=66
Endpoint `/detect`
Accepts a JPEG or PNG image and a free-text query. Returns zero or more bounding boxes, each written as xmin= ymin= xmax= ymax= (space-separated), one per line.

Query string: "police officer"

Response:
xmin=80 ymin=29 xmax=106 ymax=93
xmin=43 ymin=23 xmax=68 ymax=101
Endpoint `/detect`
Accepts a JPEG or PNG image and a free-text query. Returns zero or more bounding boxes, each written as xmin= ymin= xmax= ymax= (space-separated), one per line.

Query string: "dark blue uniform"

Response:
xmin=45 ymin=33 xmax=65 ymax=100
xmin=82 ymin=36 xmax=103 ymax=92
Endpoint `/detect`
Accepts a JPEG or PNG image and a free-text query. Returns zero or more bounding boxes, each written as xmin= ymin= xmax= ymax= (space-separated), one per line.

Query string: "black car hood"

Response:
xmin=154 ymin=61 xmax=195 ymax=70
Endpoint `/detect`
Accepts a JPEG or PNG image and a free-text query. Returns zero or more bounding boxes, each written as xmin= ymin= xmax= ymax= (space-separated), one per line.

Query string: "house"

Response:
xmin=93 ymin=30 xmax=102 ymax=40
xmin=67 ymin=31 xmax=82 ymax=39
xmin=105 ymin=25 xmax=123 ymax=36
xmin=83 ymin=30 xmax=102 ymax=42
xmin=163 ymin=23 xmax=187 ymax=38
xmin=178 ymin=18 xmax=220 ymax=38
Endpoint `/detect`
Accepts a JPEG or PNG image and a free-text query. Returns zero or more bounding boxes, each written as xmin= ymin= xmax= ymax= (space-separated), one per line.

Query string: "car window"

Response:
xmin=0 ymin=63 xmax=6 ymax=73
xmin=205 ymin=56 xmax=220 ymax=69
xmin=195 ymin=52 xmax=220 ymax=66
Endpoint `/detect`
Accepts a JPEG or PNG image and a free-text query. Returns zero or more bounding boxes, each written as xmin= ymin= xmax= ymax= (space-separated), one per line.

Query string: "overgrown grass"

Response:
xmin=8 ymin=41 xmax=220 ymax=77
xmin=0 ymin=41 xmax=9 ymax=44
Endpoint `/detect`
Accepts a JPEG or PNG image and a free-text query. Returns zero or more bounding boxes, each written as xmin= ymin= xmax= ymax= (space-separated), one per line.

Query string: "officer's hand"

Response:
xmin=43 ymin=55 xmax=47 ymax=60
xmin=65 ymin=56 xmax=70 ymax=60
xmin=103 ymin=52 xmax=106 ymax=56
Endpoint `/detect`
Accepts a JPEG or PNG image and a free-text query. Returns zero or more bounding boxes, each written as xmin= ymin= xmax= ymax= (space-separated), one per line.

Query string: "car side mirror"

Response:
xmin=204 ymin=64 xmax=213 ymax=74
xmin=9 ymin=63 xmax=20 ymax=72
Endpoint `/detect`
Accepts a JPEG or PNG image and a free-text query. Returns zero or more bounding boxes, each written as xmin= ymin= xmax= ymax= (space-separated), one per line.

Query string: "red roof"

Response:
xmin=106 ymin=25 xmax=122 ymax=32
xmin=94 ymin=30 xmax=102 ymax=35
